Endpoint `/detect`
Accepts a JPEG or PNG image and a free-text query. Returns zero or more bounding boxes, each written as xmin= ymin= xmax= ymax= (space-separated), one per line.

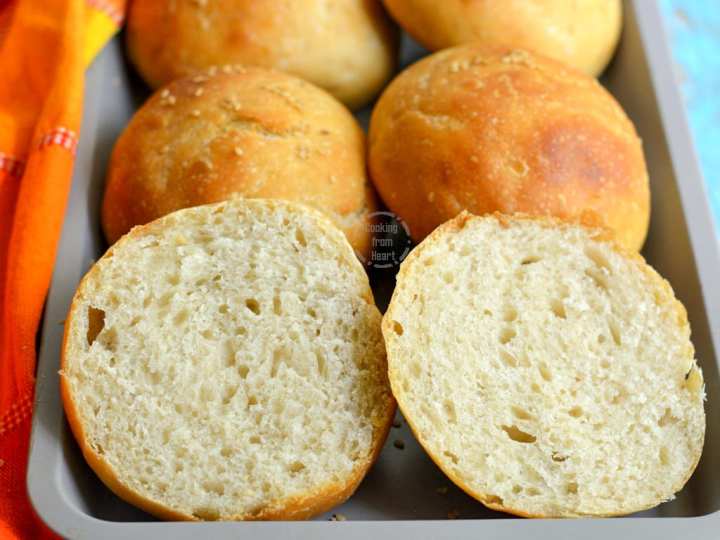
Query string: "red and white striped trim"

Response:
xmin=86 ymin=0 xmax=125 ymax=26
xmin=38 ymin=126 xmax=79 ymax=155
xmin=0 ymin=152 xmax=25 ymax=178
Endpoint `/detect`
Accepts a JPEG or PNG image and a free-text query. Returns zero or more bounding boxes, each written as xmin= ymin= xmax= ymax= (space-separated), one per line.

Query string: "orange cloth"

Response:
xmin=0 ymin=1 xmax=125 ymax=538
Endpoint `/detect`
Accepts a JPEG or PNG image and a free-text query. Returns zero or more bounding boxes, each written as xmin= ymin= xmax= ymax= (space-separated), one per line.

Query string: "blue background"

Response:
xmin=660 ymin=0 xmax=720 ymax=237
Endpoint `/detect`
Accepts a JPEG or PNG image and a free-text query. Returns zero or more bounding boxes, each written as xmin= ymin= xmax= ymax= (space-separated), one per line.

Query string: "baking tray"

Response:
xmin=27 ymin=1 xmax=720 ymax=538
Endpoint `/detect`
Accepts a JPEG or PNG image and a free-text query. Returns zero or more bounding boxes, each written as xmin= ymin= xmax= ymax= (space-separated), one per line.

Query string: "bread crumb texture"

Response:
xmin=62 ymin=199 xmax=393 ymax=520
xmin=383 ymin=213 xmax=705 ymax=517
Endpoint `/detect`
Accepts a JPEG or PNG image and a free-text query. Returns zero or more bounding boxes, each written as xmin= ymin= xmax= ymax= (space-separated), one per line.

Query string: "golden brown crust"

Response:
xmin=368 ymin=44 xmax=650 ymax=252
xmin=126 ymin=0 xmax=398 ymax=109
xmin=102 ymin=66 xmax=378 ymax=257
xmin=382 ymin=0 xmax=621 ymax=77
xmin=382 ymin=211 xmax=704 ymax=518
xmin=62 ymin=199 xmax=396 ymax=521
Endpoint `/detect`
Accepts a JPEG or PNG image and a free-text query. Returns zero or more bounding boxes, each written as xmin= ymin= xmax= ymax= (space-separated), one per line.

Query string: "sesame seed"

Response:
xmin=191 ymin=109 xmax=200 ymax=117
xmin=234 ymin=147 xmax=244 ymax=156
xmin=194 ymin=88 xmax=204 ymax=97
xmin=160 ymin=88 xmax=170 ymax=98
xmin=329 ymin=513 xmax=347 ymax=521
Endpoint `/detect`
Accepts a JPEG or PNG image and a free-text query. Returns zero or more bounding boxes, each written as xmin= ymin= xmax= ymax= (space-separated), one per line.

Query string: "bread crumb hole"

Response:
xmin=443 ymin=400 xmax=457 ymax=423
xmin=598 ymin=334 xmax=607 ymax=345
xmin=658 ymin=408 xmax=677 ymax=427
xmin=295 ymin=228 xmax=307 ymax=247
xmin=585 ymin=246 xmax=611 ymax=271
xmin=443 ymin=272 xmax=454 ymax=284
xmin=407 ymin=360 xmax=422 ymax=379
xmin=250 ymin=435 xmax=261 ymax=444
xmin=220 ymin=447 xmax=232 ymax=457
xmin=158 ymin=292 xmax=172 ymax=307
xmin=499 ymin=327 xmax=516 ymax=344
xmin=511 ymin=406 xmax=533 ymax=420
xmin=315 ymin=351 xmax=327 ymax=377
xmin=485 ymin=494 xmax=503 ymax=505
xmin=86 ymin=307 xmax=105 ymax=346
xmin=500 ymin=349 xmax=518 ymax=368
xmin=538 ymin=362 xmax=552 ymax=381
xmin=521 ymin=255 xmax=541 ymax=265
xmin=202 ymin=481 xmax=225 ymax=496
xmin=608 ymin=320 xmax=622 ymax=346
xmin=531 ymin=382 xmax=542 ymax=393
xmin=271 ymin=348 xmax=287 ymax=377
xmin=501 ymin=424 xmax=536 ymax=443
xmin=585 ymin=267 xmax=608 ymax=291
xmin=392 ymin=321 xmax=404 ymax=336
xmin=423 ymin=257 xmax=434 ymax=266
xmin=443 ymin=451 xmax=459 ymax=464
xmin=167 ymin=274 xmax=180 ymax=286
xmin=245 ymin=299 xmax=261 ymax=315
xmin=248 ymin=395 xmax=258 ymax=406
xmin=288 ymin=461 xmax=305 ymax=474
xmin=192 ymin=508 xmax=219 ymax=520
xmin=503 ymin=306 xmax=518 ymax=322
xmin=550 ymin=299 xmax=566 ymax=319
xmin=526 ymin=487 xmax=541 ymax=496
xmin=659 ymin=446 xmax=670 ymax=466
xmin=610 ymin=385 xmax=627 ymax=404
xmin=566 ymin=482 xmax=578 ymax=494
xmin=552 ymin=451 xmax=567 ymax=462
xmin=273 ymin=296 xmax=282 ymax=315
xmin=218 ymin=304 xmax=229 ymax=314
xmin=173 ymin=309 xmax=189 ymax=326
xmin=201 ymin=329 xmax=214 ymax=340
xmin=512 ymin=485 xmax=522 ymax=494
xmin=222 ymin=384 xmax=238 ymax=404
xmin=568 ymin=406 xmax=583 ymax=418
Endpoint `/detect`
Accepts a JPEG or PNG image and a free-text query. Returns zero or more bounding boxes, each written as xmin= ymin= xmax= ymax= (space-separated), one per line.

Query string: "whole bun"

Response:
xmin=383 ymin=0 xmax=621 ymax=77
xmin=103 ymin=66 xmax=377 ymax=256
xmin=368 ymin=45 xmax=650 ymax=251
xmin=127 ymin=0 xmax=398 ymax=110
